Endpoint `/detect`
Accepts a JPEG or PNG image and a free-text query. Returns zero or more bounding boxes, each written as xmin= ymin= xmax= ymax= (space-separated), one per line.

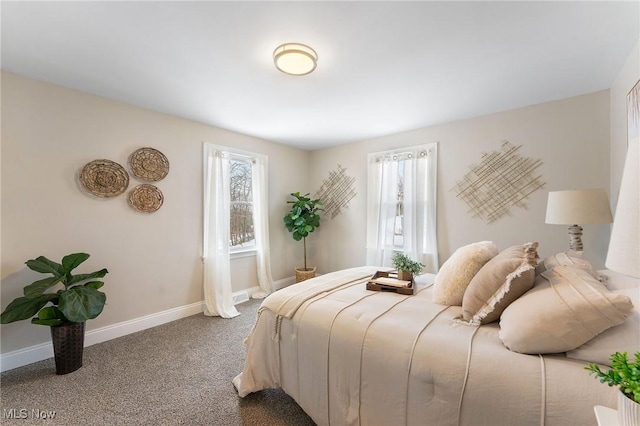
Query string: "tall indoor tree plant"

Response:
xmin=283 ymin=192 xmax=323 ymax=282
xmin=1 ymin=252 xmax=108 ymax=374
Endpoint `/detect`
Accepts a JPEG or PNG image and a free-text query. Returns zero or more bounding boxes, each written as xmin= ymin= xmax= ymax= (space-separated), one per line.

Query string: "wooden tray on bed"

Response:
xmin=366 ymin=270 xmax=416 ymax=295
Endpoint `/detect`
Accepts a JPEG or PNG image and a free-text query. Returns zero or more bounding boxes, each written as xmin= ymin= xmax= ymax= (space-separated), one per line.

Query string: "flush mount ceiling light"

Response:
xmin=273 ymin=43 xmax=318 ymax=76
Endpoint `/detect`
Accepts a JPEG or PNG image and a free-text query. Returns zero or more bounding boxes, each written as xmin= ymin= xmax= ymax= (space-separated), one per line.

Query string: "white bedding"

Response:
xmin=234 ymin=266 xmax=618 ymax=426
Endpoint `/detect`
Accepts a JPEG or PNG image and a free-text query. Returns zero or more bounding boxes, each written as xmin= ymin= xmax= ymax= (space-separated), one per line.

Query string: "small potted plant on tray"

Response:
xmin=391 ymin=252 xmax=425 ymax=282
xmin=586 ymin=351 xmax=640 ymax=426
xmin=1 ymin=253 xmax=108 ymax=374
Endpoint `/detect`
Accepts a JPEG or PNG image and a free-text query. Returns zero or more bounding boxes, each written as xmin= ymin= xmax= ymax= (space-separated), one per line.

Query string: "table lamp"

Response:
xmin=545 ymin=189 xmax=613 ymax=251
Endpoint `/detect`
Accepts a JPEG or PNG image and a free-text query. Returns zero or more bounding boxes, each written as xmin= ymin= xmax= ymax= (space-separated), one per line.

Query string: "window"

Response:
xmin=229 ymin=158 xmax=255 ymax=252
xmin=366 ymin=143 xmax=439 ymax=272
xmin=203 ymin=144 xmax=274 ymax=317
xmin=393 ymin=159 xmax=405 ymax=248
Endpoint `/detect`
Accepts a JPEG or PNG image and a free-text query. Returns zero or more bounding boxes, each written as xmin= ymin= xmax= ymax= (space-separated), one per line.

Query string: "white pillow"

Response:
xmin=432 ymin=241 xmax=498 ymax=306
xmin=499 ymin=265 xmax=633 ymax=354
xmin=566 ymin=286 xmax=639 ymax=366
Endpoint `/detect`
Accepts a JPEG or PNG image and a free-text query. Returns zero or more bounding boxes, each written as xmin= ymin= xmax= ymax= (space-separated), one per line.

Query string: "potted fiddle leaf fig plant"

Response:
xmin=0 ymin=252 xmax=108 ymax=374
xmin=391 ymin=252 xmax=425 ymax=282
xmin=586 ymin=351 xmax=640 ymax=426
xmin=283 ymin=192 xmax=323 ymax=282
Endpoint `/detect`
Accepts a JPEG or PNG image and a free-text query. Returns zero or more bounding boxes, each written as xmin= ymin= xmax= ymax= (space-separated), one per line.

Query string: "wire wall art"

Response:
xmin=315 ymin=164 xmax=357 ymax=219
xmin=453 ymin=141 xmax=545 ymax=223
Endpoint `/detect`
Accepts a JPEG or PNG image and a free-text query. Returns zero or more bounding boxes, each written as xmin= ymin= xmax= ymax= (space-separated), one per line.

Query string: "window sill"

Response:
xmin=230 ymin=249 xmax=256 ymax=260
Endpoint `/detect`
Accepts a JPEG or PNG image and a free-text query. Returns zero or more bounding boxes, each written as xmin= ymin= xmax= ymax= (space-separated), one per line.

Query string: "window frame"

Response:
xmin=226 ymin=153 xmax=257 ymax=258
xmin=366 ymin=143 xmax=438 ymax=271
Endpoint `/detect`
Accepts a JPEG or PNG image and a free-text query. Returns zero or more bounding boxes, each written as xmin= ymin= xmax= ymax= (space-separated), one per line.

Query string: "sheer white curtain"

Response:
xmin=366 ymin=143 xmax=439 ymax=273
xmin=203 ymin=144 xmax=239 ymax=318
xmin=251 ymin=155 xmax=275 ymax=298
xmin=366 ymin=158 xmax=400 ymax=267
xmin=202 ymin=144 xmax=275 ymax=317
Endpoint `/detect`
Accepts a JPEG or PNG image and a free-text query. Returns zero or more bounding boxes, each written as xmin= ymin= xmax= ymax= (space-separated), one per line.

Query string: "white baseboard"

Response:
xmin=0 ymin=341 xmax=54 ymax=373
xmin=1 ymin=288 xmax=253 ymax=373
xmin=274 ymin=276 xmax=296 ymax=290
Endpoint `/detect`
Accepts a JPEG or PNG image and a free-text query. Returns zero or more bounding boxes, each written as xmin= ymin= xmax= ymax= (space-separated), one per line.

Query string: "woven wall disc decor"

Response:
xmin=79 ymin=159 xmax=129 ymax=198
xmin=128 ymin=184 xmax=164 ymax=213
xmin=129 ymin=147 xmax=169 ymax=182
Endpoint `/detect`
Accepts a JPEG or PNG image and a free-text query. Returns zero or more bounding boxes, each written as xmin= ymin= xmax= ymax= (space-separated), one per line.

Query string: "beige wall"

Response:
xmin=309 ymin=91 xmax=612 ymax=273
xmin=0 ymin=72 xmax=310 ymax=352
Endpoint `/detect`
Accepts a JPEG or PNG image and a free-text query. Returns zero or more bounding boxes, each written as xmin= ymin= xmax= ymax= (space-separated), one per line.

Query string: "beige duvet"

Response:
xmin=234 ymin=267 xmax=616 ymax=426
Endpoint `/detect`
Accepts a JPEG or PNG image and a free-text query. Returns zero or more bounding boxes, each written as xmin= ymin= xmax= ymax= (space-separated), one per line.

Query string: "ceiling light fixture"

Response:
xmin=273 ymin=43 xmax=318 ymax=76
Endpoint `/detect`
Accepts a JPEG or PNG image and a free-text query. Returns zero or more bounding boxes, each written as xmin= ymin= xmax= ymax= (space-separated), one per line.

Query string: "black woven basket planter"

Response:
xmin=50 ymin=322 xmax=85 ymax=375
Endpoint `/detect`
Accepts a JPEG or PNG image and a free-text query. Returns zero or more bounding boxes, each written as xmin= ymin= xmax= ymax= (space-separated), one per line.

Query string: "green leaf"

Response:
xmin=31 ymin=318 xmax=64 ymax=326
xmin=304 ymin=225 xmax=313 ymax=232
xmin=25 ymin=256 xmax=64 ymax=276
xmin=67 ymin=268 xmax=109 ymax=286
xmin=0 ymin=294 xmax=57 ymax=324
xmin=34 ymin=306 xmax=66 ymax=326
xmin=84 ymin=281 xmax=104 ymax=290
xmin=23 ymin=276 xmax=62 ymax=297
xmin=294 ymin=217 xmax=305 ymax=226
xmin=59 ymin=286 xmax=106 ymax=323
xmin=61 ymin=253 xmax=90 ymax=273
xmin=37 ymin=306 xmax=65 ymax=320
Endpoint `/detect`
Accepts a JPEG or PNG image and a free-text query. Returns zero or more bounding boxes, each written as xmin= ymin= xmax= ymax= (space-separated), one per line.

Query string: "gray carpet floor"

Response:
xmin=0 ymin=298 xmax=316 ymax=425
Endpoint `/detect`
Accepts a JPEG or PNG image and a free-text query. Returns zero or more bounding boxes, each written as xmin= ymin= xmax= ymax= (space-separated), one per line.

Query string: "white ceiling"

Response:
xmin=2 ymin=1 xmax=638 ymax=151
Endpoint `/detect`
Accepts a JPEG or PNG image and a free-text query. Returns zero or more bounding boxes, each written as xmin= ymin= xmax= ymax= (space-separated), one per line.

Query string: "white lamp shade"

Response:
xmin=606 ymin=137 xmax=640 ymax=278
xmin=545 ymin=189 xmax=613 ymax=225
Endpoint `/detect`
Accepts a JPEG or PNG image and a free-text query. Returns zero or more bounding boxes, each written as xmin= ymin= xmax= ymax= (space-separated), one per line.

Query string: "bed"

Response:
xmin=234 ymin=255 xmax=638 ymax=426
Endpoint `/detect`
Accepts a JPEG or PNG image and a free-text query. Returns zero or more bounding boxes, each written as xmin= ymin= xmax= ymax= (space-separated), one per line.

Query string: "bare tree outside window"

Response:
xmin=229 ymin=159 xmax=255 ymax=249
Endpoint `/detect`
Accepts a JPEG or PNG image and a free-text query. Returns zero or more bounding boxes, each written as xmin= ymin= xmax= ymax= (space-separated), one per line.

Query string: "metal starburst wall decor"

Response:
xmin=453 ymin=141 xmax=545 ymax=223
xmin=315 ymin=164 xmax=357 ymax=219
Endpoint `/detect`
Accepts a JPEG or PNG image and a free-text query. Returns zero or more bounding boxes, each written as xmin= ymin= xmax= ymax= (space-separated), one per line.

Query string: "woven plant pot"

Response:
xmin=295 ymin=267 xmax=316 ymax=283
xmin=50 ymin=322 xmax=85 ymax=375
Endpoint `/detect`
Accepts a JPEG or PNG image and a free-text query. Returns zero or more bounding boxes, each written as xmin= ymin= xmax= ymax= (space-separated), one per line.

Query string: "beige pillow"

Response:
xmin=432 ymin=241 xmax=498 ymax=306
xmin=461 ymin=242 xmax=538 ymax=324
xmin=535 ymin=251 xmax=601 ymax=281
xmin=499 ymin=265 xmax=634 ymax=354
xmin=566 ymin=286 xmax=639 ymax=366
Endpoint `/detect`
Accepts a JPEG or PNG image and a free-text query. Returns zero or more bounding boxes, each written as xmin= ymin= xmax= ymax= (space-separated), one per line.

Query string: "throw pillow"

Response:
xmin=566 ymin=286 xmax=639 ymax=366
xmin=534 ymin=251 xmax=601 ymax=281
xmin=499 ymin=265 xmax=634 ymax=354
xmin=432 ymin=241 xmax=499 ymax=306
xmin=461 ymin=242 xmax=538 ymax=325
